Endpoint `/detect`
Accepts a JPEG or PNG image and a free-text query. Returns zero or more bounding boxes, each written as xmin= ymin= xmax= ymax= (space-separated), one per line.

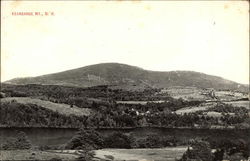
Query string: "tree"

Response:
xmin=181 ymin=139 xmax=213 ymax=161
xmin=65 ymin=128 xmax=104 ymax=150
xmin=104 ymin=132 xmax=135 ymax=149
xmin=213 ymin=149 xmax=224 ymax=161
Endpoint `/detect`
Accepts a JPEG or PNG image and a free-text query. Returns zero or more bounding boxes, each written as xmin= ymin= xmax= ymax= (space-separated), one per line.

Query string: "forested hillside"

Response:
xmin=1 ymin=84 xmax=249 ymax=129
xmin=5 ymin=63 xmax=248 ymax=92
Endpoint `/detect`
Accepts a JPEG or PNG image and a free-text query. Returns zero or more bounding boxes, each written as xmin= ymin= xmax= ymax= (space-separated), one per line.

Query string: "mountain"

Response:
xmin=4 ymin=63 xmax=249 ymax=92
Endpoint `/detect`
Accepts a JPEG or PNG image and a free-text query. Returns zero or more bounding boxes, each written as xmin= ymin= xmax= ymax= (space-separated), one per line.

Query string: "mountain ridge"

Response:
xmin=4 ymin=63 xmax=249 ymax=92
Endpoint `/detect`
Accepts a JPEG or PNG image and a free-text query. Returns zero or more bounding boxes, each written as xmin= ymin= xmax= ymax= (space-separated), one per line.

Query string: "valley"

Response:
xmin=0 ymin=63 xmax=249 ymax=161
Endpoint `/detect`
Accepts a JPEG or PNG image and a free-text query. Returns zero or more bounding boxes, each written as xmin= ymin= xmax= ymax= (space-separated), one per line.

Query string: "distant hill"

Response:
xmin=4 ymin=63 xmax=249 ymax=92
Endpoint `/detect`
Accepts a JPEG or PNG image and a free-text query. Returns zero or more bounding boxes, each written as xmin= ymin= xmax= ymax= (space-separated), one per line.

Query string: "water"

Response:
xmin=0 ymin=127 xmax=249 ymax=146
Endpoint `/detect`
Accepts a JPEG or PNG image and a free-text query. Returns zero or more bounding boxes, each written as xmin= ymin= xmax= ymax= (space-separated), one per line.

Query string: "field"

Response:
xmin=164 ymin=86 xmax=248 ymax=101
xmin=0 ymin=148 xmax=187 ymax=161
xmin=94 ymin=147 xmax=187 ymax=161
xmin=215 ymin=91 xmax=248 ymax=101
xmin=0 ymin=150 xmax=78 ymax=160
xmin=116 ymin=100 xmax=165 ymax=105
xmin=163 ymin=86 xmax=209 ymax=101
xmin=175 ymin=102 xmax=216 ymax=114
xmin=1 ymin=97 xmax=91 ymax=116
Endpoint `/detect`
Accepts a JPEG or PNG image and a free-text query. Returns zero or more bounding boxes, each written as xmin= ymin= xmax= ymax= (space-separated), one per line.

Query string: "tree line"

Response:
xmin=1 ymin=101 xmax=248 ymax=129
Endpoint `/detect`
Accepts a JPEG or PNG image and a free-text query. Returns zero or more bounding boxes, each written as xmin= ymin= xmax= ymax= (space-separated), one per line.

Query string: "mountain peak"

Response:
xmin=4 ymin=63 xmax=248 ymax=92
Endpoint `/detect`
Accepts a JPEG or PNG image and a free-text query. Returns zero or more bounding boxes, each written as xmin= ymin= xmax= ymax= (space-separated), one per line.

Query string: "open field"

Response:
xmin=164 ymin=86 xmax=210 ymax=101
xmin=163 ymin=86 xmax=248 ymax=101
xmin=175 ymin=102 xmax=216 ymax=114
xmin=0 ymin=148 xmax=187 ymax=161
xmin=1 ymin=97 xmax=91 ymax=116
xmin=0 ymin=150 xmax=78 ymax=160
xmin=94 ymin=147 xmax=187 ymax=161
xmin=215 ymin=91 xmax=248 ymax=101
xmin=116 ymin=100 xmax=165 ymax=105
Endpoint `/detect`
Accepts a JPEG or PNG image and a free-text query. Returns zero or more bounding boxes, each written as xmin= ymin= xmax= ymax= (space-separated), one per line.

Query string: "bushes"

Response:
xmin=179 ymin=138 xmax=249 ymax=161
xmin=181 ymin=139 xmax=213 ymax=161
xmin=210 ymin=103 xmax=248 ymax=114
xmin=137 ymin=135 xmax=163 ymax=148
xmin=3 ymin=90 xmax=28 ymax=97
xmin=66 ymin=129 xmax=136 ymax=150
xmin=65 ymin=128 xmax=104 ymax=150
xmin=38 ymin=144 xmax=65 ymax=151
xmin=1 ymin=131 xmax=32 ymax=150
xmin=103 ymin=132 xmax=178 ymax=149
xmin=104 ymin=132 xmax=135 ymax=149
xmin=136 ymin=135 xmax=177 ymax=148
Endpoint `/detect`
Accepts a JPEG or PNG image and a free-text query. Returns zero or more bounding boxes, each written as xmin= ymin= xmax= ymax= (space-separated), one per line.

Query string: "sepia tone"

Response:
xmin=0 ymin=1 xmax=249 ymax=161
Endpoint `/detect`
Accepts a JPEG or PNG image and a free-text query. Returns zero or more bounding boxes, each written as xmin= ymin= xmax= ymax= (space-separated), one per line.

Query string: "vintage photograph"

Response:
xmin=0 ymin=1 xmax=249 ymax=161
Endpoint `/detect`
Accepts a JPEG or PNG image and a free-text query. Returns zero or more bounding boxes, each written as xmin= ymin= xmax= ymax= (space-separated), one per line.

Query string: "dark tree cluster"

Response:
xmin=65 ymin=129 xmax=179 ymax=150
xmin=1 ymin=100 xmax=248 ymax=129
xmin=180 ymin=138 xmax=249 ymax=161
xmin=0 ymin=102 xmax=87 ymax=128
xmin=209 ymin=103 xmax=248 ymax=114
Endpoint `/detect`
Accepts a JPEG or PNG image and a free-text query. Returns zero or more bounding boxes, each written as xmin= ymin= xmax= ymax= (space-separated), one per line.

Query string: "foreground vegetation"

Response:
xmin=1 ymin=129 xmax=249 ymax=161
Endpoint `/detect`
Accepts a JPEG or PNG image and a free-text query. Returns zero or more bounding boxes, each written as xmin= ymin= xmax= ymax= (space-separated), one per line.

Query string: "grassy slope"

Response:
xmin=175 ymin=102 xmax=217 ymax=115
xmin=94 ymin=147 xmax=187 ymax=161
xmin=1 ymin=97 xmax=91 ymax=116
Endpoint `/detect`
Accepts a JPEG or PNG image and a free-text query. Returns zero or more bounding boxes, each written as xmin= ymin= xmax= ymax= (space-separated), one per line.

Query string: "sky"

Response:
xmin=1 ymin=1 xmax=249 ymax=84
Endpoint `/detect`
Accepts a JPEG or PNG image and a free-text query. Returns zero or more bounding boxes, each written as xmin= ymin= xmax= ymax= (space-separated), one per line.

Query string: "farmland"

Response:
xmin=1 ymin=97 xmax=91 ymax=116
xmin=175 ymin=102 xmax=216 ymax=114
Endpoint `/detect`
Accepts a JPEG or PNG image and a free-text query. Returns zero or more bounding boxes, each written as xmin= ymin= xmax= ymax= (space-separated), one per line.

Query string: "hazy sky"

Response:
xmin=1 ymin=1 xmax=249 ymax=84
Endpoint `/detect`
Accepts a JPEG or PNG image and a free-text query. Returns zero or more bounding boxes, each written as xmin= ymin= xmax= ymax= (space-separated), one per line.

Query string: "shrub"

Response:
xmin=65 ymin=128 xmax=104 ymax=150
xmin=181 ymin=139 xmax=213 ymax=161
xmin=136 ymin=135 xmax=177 ymax=148
xmin=144 ymin=134 xmax=163 ymax=148
xmin=104 ymin=132 xmax=135 ymax=149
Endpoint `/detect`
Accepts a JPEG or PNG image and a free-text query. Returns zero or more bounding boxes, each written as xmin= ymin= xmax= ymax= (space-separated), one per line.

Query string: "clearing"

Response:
xmin=93 ymin=147 xmax=187 ymax=161
xmin=116 ymin=100 xmax=165 ymax=105
xmin=1 ymin=97 xmax=91 ymax=116
xmin=175 ymin=102 xmax=216 ymax=115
